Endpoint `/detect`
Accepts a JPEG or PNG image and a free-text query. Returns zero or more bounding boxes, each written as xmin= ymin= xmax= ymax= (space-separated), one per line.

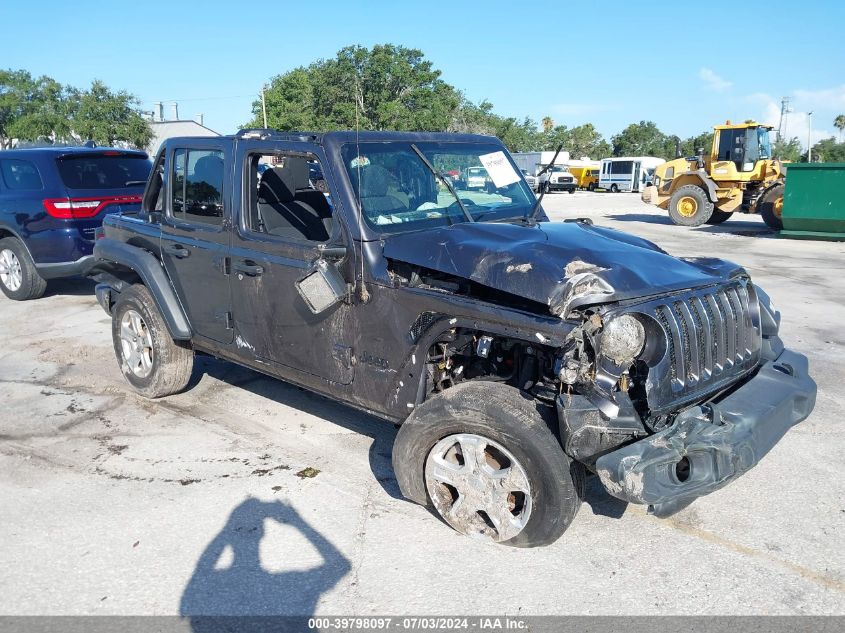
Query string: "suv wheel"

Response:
xmin=111 ymin=284 xmax=194 ymax=398
xmin=392 ymin=381 xmax=585 ymax=547
xmin=0 ymin=237 xmax=47 ymax=301
xmin=668 ymin=184 xmax=714 ymax=226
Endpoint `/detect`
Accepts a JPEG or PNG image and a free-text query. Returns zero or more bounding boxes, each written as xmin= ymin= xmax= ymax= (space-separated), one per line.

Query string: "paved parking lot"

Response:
xmin=1 ymin=192 xmax=843 ymax=616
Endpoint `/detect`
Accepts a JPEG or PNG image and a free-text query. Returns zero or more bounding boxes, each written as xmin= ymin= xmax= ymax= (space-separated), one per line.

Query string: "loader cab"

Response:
xmin=712 ymin=123 xmax=773 ymax=173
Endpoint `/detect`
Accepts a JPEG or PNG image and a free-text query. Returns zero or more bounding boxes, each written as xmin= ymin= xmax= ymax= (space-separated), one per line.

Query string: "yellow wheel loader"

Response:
xmin=641 ymin=121 xmax=785 ymax=229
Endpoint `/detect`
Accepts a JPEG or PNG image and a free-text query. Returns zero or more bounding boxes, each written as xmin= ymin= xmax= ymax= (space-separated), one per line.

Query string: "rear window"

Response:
xmin=57 ymin=154 xmax=151 ymax=190
xmin=0 ymin=159 xmax=44 ymax=191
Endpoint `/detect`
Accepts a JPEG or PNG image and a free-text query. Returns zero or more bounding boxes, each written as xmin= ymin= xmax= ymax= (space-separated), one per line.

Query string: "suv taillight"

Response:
xmin=42 ymin=195 xmax=142 ymax=219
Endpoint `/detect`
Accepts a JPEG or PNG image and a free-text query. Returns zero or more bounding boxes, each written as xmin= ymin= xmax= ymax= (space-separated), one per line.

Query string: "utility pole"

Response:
xmin=807 ymin=111 xmax=814 ymax=162
xmin=261 ymin=86 xmax=268 ymax=129
xmin=777 ymin=97 xmax=792 ymax=143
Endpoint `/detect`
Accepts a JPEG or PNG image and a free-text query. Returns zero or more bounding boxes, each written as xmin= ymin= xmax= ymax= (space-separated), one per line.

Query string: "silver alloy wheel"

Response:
xmin=119 ymin=309 xmax=154 ymax=378
xmin=424 ymin=433 xmax=533 ymax=542
xmin=0 ymin=249 xmax=23 ymax=292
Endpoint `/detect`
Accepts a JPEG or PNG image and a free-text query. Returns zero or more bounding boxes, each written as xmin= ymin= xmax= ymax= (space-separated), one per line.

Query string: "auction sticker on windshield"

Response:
xmin=479 ymin=151 xmax=520 ymax=188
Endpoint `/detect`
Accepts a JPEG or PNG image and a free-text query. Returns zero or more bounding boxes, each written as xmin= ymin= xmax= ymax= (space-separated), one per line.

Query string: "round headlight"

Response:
xmin=601 ymin=314 xmax=645 ymax=365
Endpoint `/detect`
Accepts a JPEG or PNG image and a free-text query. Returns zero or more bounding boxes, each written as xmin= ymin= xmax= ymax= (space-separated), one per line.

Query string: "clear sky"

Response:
xmin=3 ymin=0 xmax=844 ymax=148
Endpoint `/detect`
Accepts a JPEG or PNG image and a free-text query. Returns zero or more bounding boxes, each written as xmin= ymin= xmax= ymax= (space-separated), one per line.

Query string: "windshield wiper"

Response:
xmin=526 ymin=144 xmax=563 ymax=223
xmin=410 ymin=143 xmax=474 ymax=223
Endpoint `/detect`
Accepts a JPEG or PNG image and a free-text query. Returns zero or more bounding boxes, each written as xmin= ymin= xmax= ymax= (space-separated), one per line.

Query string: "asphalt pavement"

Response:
xmin=0 ymin=192 xmax=843 ymax=616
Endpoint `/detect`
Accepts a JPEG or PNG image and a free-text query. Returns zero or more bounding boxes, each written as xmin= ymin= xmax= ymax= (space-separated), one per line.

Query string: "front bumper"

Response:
xmin=594 ymin=348 xmax=816 ymax=516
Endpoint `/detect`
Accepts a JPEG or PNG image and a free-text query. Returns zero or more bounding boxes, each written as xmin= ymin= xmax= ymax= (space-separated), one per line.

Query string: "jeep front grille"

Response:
xmin=630 ymin=279 xmax=762 ymax=413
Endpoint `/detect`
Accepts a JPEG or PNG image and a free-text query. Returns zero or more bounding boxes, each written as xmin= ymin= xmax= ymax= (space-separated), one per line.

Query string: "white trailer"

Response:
xmin=599 ymin=156 xmax=665 ymax=193
xmin=511 ymin=151 xmax=571 ymax=176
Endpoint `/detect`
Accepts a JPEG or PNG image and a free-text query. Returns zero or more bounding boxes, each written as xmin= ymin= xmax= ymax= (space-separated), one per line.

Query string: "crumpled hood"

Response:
xmin=382 ymin=221 xmax=744 ymax=317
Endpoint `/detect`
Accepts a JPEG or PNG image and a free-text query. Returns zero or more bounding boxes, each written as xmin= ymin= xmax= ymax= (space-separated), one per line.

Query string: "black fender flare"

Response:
xmin=386 ymin=308 xmax=573 ymax=417
xmin=91 ymin=238 xmax=192 ymax=340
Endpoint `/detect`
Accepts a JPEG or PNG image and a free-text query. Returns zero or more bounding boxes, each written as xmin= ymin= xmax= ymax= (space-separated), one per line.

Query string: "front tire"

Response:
xmin=759 ymin=183 xmax=785 ymax=230
xmin=668 ymin=184 xmax=714 ymax=226
xmin=392 ymin=381 xmax=585 ymax=548
xmin=610 ymin=184 xmax=618 ymax=193
xmin=111 ymin=284 xmax=194 ymax=398
xmin=0 ymin=237 xmax=47 ymax=301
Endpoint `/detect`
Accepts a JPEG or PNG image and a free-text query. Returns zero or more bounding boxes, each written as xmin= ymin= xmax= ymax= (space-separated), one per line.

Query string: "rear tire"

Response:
xmin=111 ymin=284 xmax=194 ymax=398
xmin=0 ymin=237 xmax=47 ymax=301
xmin=706 ymin=210 xmax=734 ymax=225
xmin=587 ymin=182 xmax=596 ymax=192
xmin=392 ymin=381 xmax=585 ymax=548
xmin=668 ymin=184 xmax=714 ymax=226
xmin=759 ymin=183 xmax=785 ymax=230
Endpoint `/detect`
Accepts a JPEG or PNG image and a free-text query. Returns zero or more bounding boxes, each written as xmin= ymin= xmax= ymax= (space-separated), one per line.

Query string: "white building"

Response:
xmin=146 ymin=119 xmax=219 ymax=157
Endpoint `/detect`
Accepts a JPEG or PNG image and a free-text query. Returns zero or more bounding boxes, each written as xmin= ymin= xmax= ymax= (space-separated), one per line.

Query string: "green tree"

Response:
xmin=565 ymin=123 xmax=611 ymax=158
xmin=1 ymin=70 xmax=150 ymax=149
xmin=0 ymin=69 xmax=76 ymax=148
xmin=541 ymin=123 xmax=610 ymax=158
xmin=678 ymin=131 xmax=714 ymax=158
xmin=72 ymin=80 xmax=152 ymax=148
xmin=251 ymin=44 xmax=548 ymax=153
xmin=805 ymin=137 xmax=845 ymax=163
xmin=251 ymin=44 xmax=462 ymax=133
xmin=611 ymin=120 xmax=669 ymax=158
xmin=773 ymin=136 xmax=802 ymax=162
xmin=834 ymin=114 xmax=845 ymax=141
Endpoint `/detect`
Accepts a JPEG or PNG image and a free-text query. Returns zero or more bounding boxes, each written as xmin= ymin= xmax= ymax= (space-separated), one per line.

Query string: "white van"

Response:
xmin=599 ymin=157 xmax=665 ymax=192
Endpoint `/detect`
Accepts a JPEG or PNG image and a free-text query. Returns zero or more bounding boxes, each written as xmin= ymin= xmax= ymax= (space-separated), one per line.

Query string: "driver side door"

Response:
xmin=229 ymin=140 xmax=354 ymax=385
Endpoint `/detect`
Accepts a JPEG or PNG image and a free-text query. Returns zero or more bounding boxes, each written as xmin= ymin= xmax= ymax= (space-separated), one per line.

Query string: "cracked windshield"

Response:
xmin=342 ymin=142 xmax=535 ymax=232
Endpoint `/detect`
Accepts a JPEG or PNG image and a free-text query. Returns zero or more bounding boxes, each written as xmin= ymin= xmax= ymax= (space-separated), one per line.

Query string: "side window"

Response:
xmin=0 ymin=159 xmax=44 ymax=191
xmin=718 ymin=130 xmax=736 ymax=162
xmin=171 ymin=149 xmax=224 ymax=225
xmin=665 ymin=167 xmax=675 ymax=180
xmin=246 ymin=151 xmax=333 ymax=242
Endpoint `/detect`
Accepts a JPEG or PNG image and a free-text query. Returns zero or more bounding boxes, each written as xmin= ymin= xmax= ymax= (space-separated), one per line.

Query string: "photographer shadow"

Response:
xmin=180 ymin=497 xmax=351 ymax=631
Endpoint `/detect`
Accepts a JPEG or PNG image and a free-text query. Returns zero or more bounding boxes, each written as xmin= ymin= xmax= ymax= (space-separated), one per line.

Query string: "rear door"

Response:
xmin=160 ymin=139 xmax=233 ymax=344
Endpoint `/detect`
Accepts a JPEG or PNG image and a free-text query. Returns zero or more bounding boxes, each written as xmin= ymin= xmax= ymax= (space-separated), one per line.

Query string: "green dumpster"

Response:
xmin=780 ymin=163 xmax=845 ymax=241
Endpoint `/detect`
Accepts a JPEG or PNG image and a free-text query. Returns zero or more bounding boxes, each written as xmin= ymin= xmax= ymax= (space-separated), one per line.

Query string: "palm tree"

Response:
xmin=835 ymin=114 xmax=845 ymax=142
xmin=542 ymin=116 xmax=554 ymax=133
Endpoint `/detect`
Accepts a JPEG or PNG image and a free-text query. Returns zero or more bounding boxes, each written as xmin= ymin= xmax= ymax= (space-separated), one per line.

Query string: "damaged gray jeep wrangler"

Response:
xmin=89 ymin=130 xmax=816 ymax=547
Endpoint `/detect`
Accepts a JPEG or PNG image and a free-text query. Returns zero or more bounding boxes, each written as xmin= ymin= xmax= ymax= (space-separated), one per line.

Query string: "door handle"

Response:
xmin=233 ymin=260 xmax=264 ymax=277
xmin=166 ymin=244 xmax=190 ymax=259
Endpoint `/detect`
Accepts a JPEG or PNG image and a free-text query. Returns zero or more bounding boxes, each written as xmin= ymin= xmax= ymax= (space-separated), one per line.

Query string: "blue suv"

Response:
xmin=0 ymin=147 xmax=151 ymax=300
